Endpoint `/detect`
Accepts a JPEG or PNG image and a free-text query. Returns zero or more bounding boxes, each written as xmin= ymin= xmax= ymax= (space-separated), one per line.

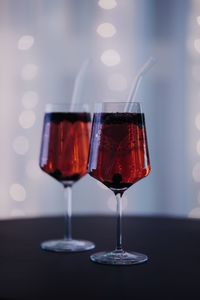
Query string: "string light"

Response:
xmin=98 ymin=0 xmax=117 ymax=10
xmin=189 ymin=5 xmax=200 ymax=218
xmin=19 ymin=110 xmax=36 ymax=129
xmin=18 ymin=35 xmax=34 ymax=50
xmin=9 ymin=184 xmax=26 ymax=202
xmin=101 ymin=49 xmax=120 ymax=66
xmin=97 ymin=23 xmax=116 ymax=38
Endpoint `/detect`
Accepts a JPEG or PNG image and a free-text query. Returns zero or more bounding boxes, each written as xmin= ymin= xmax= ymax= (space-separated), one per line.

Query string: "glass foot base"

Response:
xmin=90 ymin=250 xmax=148 ymax=265
xmin=41 ymin=239 xmax=95 ymax=253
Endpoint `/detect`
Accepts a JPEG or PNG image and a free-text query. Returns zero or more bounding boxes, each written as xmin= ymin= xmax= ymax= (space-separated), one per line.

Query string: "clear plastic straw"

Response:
xmin=70 ymin=59 xmax=89 ymax=111
xmin=124 ymin=57 xmax=156 ymax=112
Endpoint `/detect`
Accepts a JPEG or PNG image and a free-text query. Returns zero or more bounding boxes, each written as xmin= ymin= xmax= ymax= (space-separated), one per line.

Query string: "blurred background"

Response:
xmin=0 ymin=0 xmax=200 ymax=219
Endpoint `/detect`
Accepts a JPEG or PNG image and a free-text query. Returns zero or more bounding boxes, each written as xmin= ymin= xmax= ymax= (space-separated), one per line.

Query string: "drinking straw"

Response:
xmin=105 ymin=57 xmax=156 ymax=176
xmin=124 ymin=57 xmax=156 ymax=112
xmin=70 ymin=59 xmax=90 ymax=111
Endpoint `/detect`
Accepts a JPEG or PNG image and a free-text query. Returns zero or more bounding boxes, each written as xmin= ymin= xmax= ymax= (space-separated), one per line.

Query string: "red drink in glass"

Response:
xmin=89 ymin=112 xmax=150 ymax=194
xmin=39 ymin=104 xmax=95 ymax=253
xmin=40 ymin=112 xmax=91 ymax=187
xmin=88 ymin=102 xmax=151 ymax=265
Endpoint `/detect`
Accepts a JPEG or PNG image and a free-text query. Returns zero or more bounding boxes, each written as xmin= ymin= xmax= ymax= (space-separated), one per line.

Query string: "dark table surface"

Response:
xmin=0 ymin=215 xmax=200 ymax=299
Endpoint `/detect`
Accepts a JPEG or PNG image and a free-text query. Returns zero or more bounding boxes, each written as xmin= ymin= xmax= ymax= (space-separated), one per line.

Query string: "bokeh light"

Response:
xmin=19 ymin=110 xmax=36 ymax=129
xmin=18 ymin=35 xmax=34 ymax=50
xmin=101 ymin=49 xmax=120 ymax=66
xmin=12 ymin=136 xmax=29 ymax=155
xmin=9 ymin=184 xmax=26 ymax=202
xmin=97 ymin=23 xmax=116 ymax=38
xmin=21 ymin=91 xmax=39 ymax=109
xmin=98 ymin=0 xmax=117 ymax=10
xmin=107 ymin=73 xmax=127 ymax=91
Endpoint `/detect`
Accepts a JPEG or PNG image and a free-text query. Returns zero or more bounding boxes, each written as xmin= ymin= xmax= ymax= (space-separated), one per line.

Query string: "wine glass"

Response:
xmin=39 ymin=103 xmax=95 ymax=252
xmin=88 ymin=102 xmax=151 ymax=265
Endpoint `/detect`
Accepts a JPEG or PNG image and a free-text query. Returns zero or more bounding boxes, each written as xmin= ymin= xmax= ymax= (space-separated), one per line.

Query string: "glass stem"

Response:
xmin=115 ymin=192 xmax=123 ymax=252
xmin=64 ymin=186 xmax=72 ymax=240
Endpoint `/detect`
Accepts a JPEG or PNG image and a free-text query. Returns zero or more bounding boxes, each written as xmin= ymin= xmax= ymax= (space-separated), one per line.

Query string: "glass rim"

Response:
xmin=44 ymin=102 xmax=90 ymax=113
